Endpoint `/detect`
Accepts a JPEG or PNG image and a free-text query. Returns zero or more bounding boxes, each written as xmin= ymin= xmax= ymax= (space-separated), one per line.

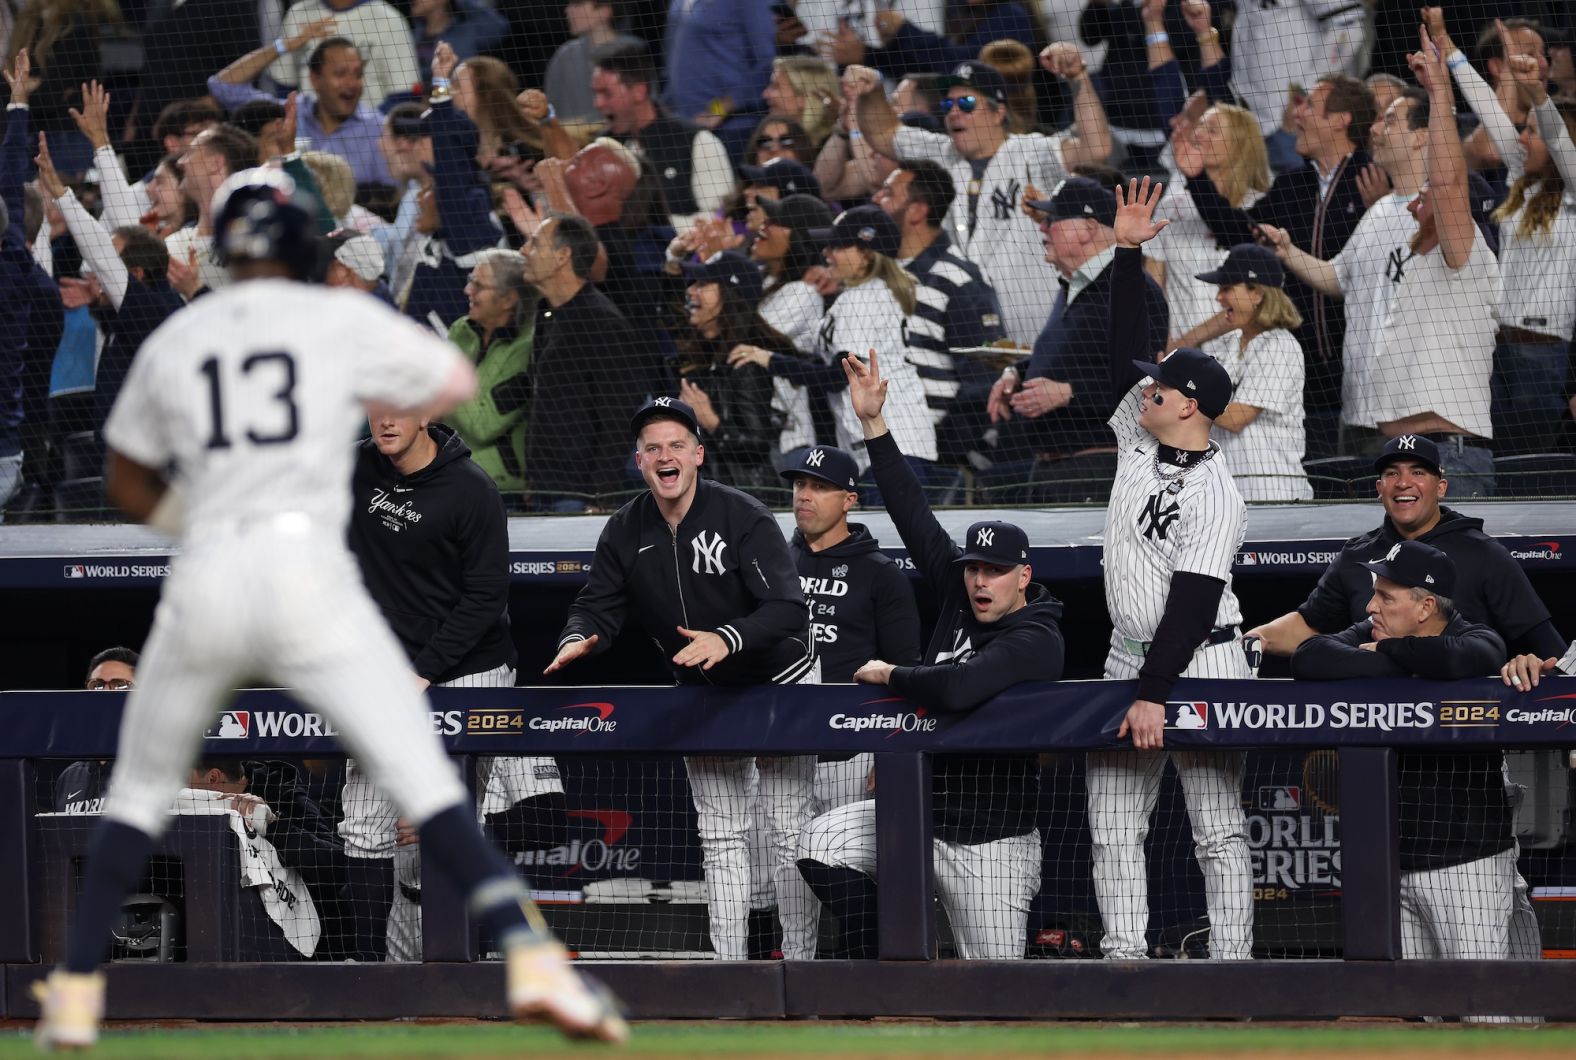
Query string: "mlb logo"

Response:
xmin=1258 ymin=785 xmax=1301 ymax=811
xmin=206 ymin=711 xmax=250 ymax=739
xmin=1165 ymin=701 xmax=1209 ymax=730
xmin=1237 ymin=552 xmax=1259 ymax=566
xmin=64 ymin=565 xmax=85 ymax=579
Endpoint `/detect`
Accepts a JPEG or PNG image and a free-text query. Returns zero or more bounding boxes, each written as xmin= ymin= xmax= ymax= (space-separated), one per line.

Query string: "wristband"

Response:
xmin=1446 ymin=51 xmax=1469 ymax=71
xmin=274 ymin=37 xmax=288 ymax=56
xmin=1145 ymin=32 xmax=1170 ymax=47
xmin=545 ymin=103 xmax=556 ymax=122
xmin=1196 ymin=27 xmax=1220 ymax=45
xmin=849 ymin=128 xmax=862 ymax=140
xmin=430 ymin=76 xmax=450 ymax=90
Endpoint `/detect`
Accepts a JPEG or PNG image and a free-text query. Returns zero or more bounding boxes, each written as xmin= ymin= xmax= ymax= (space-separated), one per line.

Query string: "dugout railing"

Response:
xmin=1 ymin=679 xmax=1575 ymax=1022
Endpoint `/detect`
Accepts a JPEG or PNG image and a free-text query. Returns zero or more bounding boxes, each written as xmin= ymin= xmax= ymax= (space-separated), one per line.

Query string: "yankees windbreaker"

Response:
xmin=559 ymin=477 xmax=813 ymax=685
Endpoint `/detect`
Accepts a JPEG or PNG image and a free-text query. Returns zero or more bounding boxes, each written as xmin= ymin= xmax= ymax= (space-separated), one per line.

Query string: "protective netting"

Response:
xmin=0 ymin=1 xmax=1572 ymax=519
xmin=32 ymin=747 xmax=1566 ymax=962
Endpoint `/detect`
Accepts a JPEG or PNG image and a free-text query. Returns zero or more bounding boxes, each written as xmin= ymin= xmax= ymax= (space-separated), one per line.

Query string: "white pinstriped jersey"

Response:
xmin=103 ymin=280 xmax=463 ymax=540
xmin=1103 ymin=382 xmax=1245 ymax=642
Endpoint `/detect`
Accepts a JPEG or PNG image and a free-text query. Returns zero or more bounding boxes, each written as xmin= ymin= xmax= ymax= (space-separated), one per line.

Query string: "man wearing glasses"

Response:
xmin=56 ymin=649 xmax=141 ymax=812
xmin=843 ymin=52 xmax=1112 ymax=346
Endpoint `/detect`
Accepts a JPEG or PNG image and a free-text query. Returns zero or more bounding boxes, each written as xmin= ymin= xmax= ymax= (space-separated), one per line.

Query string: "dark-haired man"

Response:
xmin=54 ymin=649 xmax=141 ymax=814
xmin=521 ymin=213 xmax=650 ymax=510
xmin=274 ymin=0 xmax=420 ymax=109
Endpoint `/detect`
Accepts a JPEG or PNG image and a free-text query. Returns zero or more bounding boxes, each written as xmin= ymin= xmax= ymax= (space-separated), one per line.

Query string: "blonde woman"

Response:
xmin=1159 ymin=103 xmax=1272 ymax=348
xmin=732 ymin=206 xmax=937 ymax=480
xmin=763 ymin=55 xmax=840 ymax=152
xmin=1180 ymin=244 xmax=1312 ymax=502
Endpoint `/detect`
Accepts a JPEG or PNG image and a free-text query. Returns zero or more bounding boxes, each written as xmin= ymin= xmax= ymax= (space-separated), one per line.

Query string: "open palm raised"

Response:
xmin=1113 ymin=176 xmax=1170 ymax=249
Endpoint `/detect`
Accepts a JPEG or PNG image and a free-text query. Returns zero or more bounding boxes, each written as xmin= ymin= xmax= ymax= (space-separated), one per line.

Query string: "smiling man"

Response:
xmin=1244 ymin=433 xmax=1565 ymax=661
xmin=548 ymin=397 xmax=813 ymax=962
xmin=794 ymin=348 xmax=1064 ymax=961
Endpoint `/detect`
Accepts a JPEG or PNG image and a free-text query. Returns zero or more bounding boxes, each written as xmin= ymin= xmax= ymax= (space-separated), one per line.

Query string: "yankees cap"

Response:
xmin=1361 ymin=539 xmax=1456 ymax=598
xmin=1132 ymin=348 xmax=1233 ymax=420
xmin=779 ymin=445 xmax=858 ymax=490
xmin=739 ymin=157 xmax=823 ymax=200
xmin=631 ymin=395 xmax=701 ymax=440
xmin=757 ymin=193 xmax=835 ymax=235
xmin=937 ymin=61 xmax=1009 ymax=106
xmin=955 ymin=520 xmax=1030 ymax=568
xmin=1373 ymin=434 xmax=1443 ymax=476
xmin=682 ymin=250 xmax=766 ymax=306
xmin=1025 ymin=177 xmax=1117 ymax=228
xmin=809 ymin=204 xmax=902 ymax=259
xmin=1194 ymin=242 xmax=1285 ymax=289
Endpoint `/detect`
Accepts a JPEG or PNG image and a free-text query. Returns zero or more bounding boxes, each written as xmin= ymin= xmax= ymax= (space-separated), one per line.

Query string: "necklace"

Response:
xmin=1151 ymin=446 xmax=1215 ymax=496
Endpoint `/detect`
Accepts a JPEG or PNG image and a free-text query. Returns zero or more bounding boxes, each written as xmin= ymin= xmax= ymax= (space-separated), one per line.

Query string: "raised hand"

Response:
xmin=3 ymin=47 xmax=33 ymax=105
xmin=1140 ymin=0 xmax=1165 ymax=30
xmin=1409 ymin=23 xmax=1448 ymax=95
xmin=1253 ymin=222 xmax=1292 ymax=258
xmin=1112 ymin=176 xmax=1170 ymax=249
xmin=67 ymin=81 xmax=111 ymax=150
xmin=1181 ymin=0 xmax=1213 ymax=36
xmin=500 ymin=186 xmax=544 ymax=239
xmin=841 ymin=64 xmax=881 ymax=107
xmin=432 ymin=41 xmax=458 ymax=83
xmin=841 ymin=347 xmax=888 ymax=424
xmin=517 ymin=88 xmax=550 ymax=124
xmin=33 ymin=132 xmax=66 ymax=199
xmin=1040 ymin=41 xmax=1086 ymax=80
xmin=288 ymin=15 xmax=338 ymax=53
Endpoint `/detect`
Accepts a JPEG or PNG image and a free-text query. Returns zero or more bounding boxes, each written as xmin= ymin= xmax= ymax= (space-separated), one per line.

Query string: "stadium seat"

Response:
xmin=55 ymin=477 xmax=113 ymax=522
xmin=59 ymin=432 xmax=102 ymax=482
xmin=1492 ymin=453 xmax=1576 ymax=498
xmin=1301 ymin=456 xmax=1371 ymax=501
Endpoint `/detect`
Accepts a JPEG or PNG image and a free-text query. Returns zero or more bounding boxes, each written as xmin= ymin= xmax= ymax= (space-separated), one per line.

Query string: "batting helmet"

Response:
xmin=212 ymin=168 xmax=319 ymax=279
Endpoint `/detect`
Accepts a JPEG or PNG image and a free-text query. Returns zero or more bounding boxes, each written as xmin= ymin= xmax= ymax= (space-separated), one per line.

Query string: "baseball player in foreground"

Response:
xmin=546 ymin=397 xmax=815 ymax=961
xmin=1091 ymin=178 xmax=1253 ymax=960
xmin=32 ymin=170 xmax=625 ymax=1049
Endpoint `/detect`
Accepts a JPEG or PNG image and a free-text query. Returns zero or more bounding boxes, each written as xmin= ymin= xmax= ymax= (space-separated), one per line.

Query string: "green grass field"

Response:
xmin=2 ymin=1022 xmax=1575 ymax=1059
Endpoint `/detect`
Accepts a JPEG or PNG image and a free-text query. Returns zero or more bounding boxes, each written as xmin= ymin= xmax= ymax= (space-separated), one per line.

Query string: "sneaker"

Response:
xmin=32 ymin=969 xmax=105 ymax=1051
xmin=506 ymin=940 xmax=629 ymax=1044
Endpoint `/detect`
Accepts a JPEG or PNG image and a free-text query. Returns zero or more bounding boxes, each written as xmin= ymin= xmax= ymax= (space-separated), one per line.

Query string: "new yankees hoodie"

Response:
xmin=560 ymin=477 xmax=813 ymax=685
xmin=869 ymin=430 xmax=1066 ymax=844
xmin=348 ymin=423 xmax=516 ymax=684
xmin=791 ymin=523 xmax=921 ymax=684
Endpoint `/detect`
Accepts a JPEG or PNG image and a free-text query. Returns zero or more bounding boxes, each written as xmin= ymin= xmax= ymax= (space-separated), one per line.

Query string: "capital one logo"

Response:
xmin=691 ymin=531 xmax=728 ymax=575
xmin=806 ymin=449 xmax=825 ymax=468
xmin=976 ymin=527 xmax=994 ymax=548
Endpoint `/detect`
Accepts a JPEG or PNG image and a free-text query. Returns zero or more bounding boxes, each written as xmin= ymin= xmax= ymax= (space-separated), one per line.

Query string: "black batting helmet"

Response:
xmin=212 ymin=168 xmax=319 ymax=280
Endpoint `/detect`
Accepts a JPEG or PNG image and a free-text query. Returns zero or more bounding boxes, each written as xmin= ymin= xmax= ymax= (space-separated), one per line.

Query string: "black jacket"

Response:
xmin=791 ymin=522 xmax=921 ymax=683
xmin=559 ymin=477 xmax=813 ymax=685
xmin=869 ymin=430 xmax=1065 ymax=844
xmin=1297 ymin=506 xmax=1563 ymax=658
xmin=348 ymin=424 xmax=515 ymax=683
xmin=679 ymin=357 xmax=779 ymax=491
xmin=1290 ymin=613 xmax=1513 ymax=871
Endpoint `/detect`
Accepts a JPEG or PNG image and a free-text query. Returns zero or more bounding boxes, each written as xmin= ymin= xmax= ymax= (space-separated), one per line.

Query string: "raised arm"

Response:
xmin=1412 ymin=25 xmax=1472 ymax=270
xmin=1425 ymin=9 xmax=1526 ymax=178
xmin=1256 ymin=221 xmax=1341 ymax=297
xmin=39 ymin=134 xmax=129 ymax=308
xmin=846 ymin=65 xmax=898 ymax=160
xmin=1109 ymin=177 xmax=1170 ymax=400
xmin=1043 ymin=42 xmax=1111 ymax=169
xmin=211 ymin=16 xmax=337 ymax=93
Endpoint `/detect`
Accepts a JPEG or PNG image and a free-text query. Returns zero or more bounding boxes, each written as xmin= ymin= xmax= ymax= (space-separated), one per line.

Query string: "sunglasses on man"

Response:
xmin=939 ymin=95 xmax=980 ymax=114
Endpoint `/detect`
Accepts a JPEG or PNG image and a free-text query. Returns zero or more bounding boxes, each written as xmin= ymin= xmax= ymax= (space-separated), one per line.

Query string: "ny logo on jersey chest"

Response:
xmin=1139 ymin=492 xmax=1182 ymax=541
xmin=691 ymin=531 xmax=729 ymax=575
xmin=990 ymin=179 xmax=1022 ymax=221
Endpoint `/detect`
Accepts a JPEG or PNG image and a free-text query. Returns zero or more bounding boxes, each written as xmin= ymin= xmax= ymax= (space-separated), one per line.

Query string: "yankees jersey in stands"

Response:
xmin=814 ymin=281 xmax=937 ymax=464
xmin=559 ymin=477 xmax=813 ymax=685
xmin=790 ymin=522 xmax=921 ymax=683
xmin=901 ymin=232 xmax=1007 ymax=422
xmin=1104 ymin=376 xmax=1245 ymax=644
xmin=103 ymin=281 xmax=462 ymax=540
xmin=893 ymin=125 xmax=1071 ymax=346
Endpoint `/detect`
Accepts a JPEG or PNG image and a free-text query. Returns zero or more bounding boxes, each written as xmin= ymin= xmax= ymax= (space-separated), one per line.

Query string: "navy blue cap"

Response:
xmin=1132 ymin=348 xmax=1233 ymax=420
xmin=1361 ymin=539 xmax=1456 ymax=598
xmin=1195 ymin=243 xmax=1286 ymax=289
xmin=808 ymin=204 xmax=902 ymax=258
xmin=739 ymin=157 xmax=822 ymax=200
xmin=631 ymin=395 xmax=700 ymax=440
xmin=1025 ymin=177 xmax=1116 ymax=227
xmin=937 ymin=61 xmax=1009 ymax=106
xmin=1373 ymin=434 xmax=1443 ymax=476
xmin=682 ymin=250 xmax=765 ymax=305
xmin=757 ymin=192 xmax=835 ymax=235
xmin=779 ymin=445 xmax=859 ymax=490
xmin=955 ymin=520 xmax=1030 ymax=568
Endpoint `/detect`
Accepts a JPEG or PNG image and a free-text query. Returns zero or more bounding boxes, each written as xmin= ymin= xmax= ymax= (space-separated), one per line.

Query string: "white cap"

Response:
xmin=332 ymin=233 xmax=384 ymax=283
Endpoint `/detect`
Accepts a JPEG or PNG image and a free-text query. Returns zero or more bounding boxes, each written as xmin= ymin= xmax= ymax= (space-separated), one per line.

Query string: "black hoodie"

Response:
xmin=1297 ymin=506 xmax=1562 ymax=657
xmin=868 ymin=430 xmax=1066 ymax=844
xmin=791 ymin=522 xmax=921 ymax=683
xmin=348 ymin=423 xmax=516 ymax=684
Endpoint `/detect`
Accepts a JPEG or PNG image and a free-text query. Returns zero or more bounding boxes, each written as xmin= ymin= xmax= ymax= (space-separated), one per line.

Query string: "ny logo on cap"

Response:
xmin=1398 ymin=435 xmax=1417 ymax=450
xmin=654 ymin=397 xmax=673 ymax=407
xmin=958 ymin=63 xmax=973 ymax=78
xmin=1384 ymin=543 xmax=1402 ymax=562
xmin=806 ymin=449 xmax=825 ymax=468
xmin=976 ymin=528 xmax=995 ymax=548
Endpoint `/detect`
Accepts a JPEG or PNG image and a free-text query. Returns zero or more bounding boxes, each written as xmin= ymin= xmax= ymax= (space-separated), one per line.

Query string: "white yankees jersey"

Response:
xmin=1103 ymin=382 xmax=1245 ymax=642
xmin=815 ymin=280 xmax=937 ymax=464
xmin=165 ymin=227 xmax=228 ymax=295
xmin=1213 ymin=328 xmax=1313 ymax=503
xmin=103 ymin=280 xmax=463 ymax=540
xmin=893 ymin=125 xmax=1069 ymax=346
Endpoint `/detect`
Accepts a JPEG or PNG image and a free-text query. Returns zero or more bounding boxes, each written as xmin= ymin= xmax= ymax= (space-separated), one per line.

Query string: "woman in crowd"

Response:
xmin=762 ymin=55 xmax=840 ymax=155
xmin=446 ymin=248 xmax=535 ymax=497
xmin=1177 ymin=244 xmax=1312 ymax=503
xmin=745 ymin=115 xmax=811 ymax=169
xmin=732 ymin=206 xmax=936 ymax=483
xmin=1158 ymin=102 xmax=1271 ymax=349
xmin=752 ymin=194 xmax=834 ymax=455
xmin=434 ymin=43 xmax=539 ymax=168
xmin=1442 ymin=18 xmax=1576 ymax=457
xmin=672 ymin=251 xmax=793 ymax=491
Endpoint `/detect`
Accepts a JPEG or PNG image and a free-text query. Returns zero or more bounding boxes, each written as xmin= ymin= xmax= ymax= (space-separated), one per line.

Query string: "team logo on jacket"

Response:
xmin=1166 ymin=701 xmax=1209 ymax=729
xmin=990 ymin=178 xmax=1021 ymax=220
xmin=1139 ymin=493 xmax=1182 ymax=540
xmin=691 ymin=531 xmax=728 ymax=575
xmin=935 ymin=629 xmax=974 ymax=664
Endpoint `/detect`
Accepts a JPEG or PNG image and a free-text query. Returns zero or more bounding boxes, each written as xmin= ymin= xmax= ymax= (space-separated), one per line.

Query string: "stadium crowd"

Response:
xmin=0 ymin=0 xmax=1572 ymax=514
